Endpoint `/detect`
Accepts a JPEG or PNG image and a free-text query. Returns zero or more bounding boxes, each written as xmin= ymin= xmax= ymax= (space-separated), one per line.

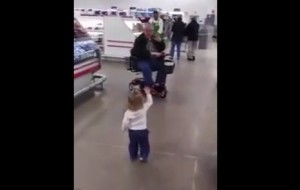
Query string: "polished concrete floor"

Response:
xmin=74 ymin=42 xmax=217 ymax=190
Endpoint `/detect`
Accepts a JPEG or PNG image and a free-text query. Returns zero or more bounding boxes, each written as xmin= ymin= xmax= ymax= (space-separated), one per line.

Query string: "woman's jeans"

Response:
xmin=137 ymin=58 xmax=167 ymax=87
xmin=170 ymin=41 xmax=182 ymax=60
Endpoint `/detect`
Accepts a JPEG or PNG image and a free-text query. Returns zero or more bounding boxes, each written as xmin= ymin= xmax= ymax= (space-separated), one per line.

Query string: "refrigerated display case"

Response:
xmin=74 ymin=17 xmax=106 ymax=98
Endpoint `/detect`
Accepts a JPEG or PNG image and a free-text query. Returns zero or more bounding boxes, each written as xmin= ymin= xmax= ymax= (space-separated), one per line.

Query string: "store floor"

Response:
xmin=74 ymin=42 xmax=217 ymax=190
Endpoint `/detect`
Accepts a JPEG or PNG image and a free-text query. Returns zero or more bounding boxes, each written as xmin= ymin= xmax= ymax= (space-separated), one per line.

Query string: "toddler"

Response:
xmin=122 ymin=87 xmax=153 ymax=163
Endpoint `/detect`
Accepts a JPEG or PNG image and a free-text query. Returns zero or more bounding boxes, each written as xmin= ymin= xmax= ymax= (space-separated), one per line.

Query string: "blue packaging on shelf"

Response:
xmin=74 ymin=38 xmax=100 ymax=65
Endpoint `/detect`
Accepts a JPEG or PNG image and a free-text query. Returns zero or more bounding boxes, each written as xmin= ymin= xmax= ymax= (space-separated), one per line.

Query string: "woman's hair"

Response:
xmin=127 ymin=90 xmax=144 ymax=111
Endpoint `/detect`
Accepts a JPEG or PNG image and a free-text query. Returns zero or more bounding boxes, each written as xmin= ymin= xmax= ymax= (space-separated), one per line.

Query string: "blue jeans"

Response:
xmin=138 ymin=58 xmax=167 ymax=87
xmin=128 ymin=129 xmax=150 ymax=160
xmin=170 ymin=41 xmax=182 ymax=60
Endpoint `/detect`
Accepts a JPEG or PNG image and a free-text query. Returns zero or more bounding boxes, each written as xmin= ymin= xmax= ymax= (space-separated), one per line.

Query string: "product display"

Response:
xmin=74 ymin=17 xmax=106 ymax=98
xmin=74 ymin=40 xmax=99 ymax=64
xmin=74 ymin=8 xmax=186 ymax=21
xmin=74 ymin=18 xmax=100 ymax=64
xmin=119 ymin=11 xmax=127 ymax=17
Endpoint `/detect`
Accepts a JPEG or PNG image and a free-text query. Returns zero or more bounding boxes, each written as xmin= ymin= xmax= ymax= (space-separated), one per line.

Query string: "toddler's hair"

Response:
xmin=127 ymin=89 xmax=144 ymax=111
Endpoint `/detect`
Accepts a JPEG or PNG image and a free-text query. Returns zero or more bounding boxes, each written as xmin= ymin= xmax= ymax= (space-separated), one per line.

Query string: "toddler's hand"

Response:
xmin=144 ymin=87 xmax=151 ymax=94
xmin=122 ymin=126 xmax=128 ymax=131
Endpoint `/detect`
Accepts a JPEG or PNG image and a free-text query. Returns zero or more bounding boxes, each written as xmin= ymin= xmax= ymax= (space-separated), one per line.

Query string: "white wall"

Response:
xmin=74 ymin=0 xmax=217 ymax=18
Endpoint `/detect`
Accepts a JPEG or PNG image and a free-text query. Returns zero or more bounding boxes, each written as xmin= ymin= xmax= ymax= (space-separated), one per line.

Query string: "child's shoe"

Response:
xmin=139 ymin=157 xmax=148 ymax=163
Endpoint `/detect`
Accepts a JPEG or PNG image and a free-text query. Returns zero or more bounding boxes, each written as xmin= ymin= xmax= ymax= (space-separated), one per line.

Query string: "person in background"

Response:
xmin=122 ymin=87 xmax=153 ymax=163
xmin=185 ymin=17 xmax=200 ymax=61
xmin=149 ymin=10 xmax=164 ymax=37
xmin=164 ymin=14 xmax=173 ymax=43
xmin=169 ymin=17 xmax=186 ymax=61
xmin=131 ymin=23 xmax=167 ymax=90
xmin=160 ymin=14 xmax=166 ymax=38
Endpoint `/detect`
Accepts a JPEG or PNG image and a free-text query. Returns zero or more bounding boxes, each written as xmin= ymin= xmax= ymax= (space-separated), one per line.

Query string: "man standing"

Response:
xmin=169 ymin=17 xmax=186 ymax=61
xmin=149 ymin=10 xmax=164 ymax=38
xmin=185 ymin=17 xmax=200 ymax=61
